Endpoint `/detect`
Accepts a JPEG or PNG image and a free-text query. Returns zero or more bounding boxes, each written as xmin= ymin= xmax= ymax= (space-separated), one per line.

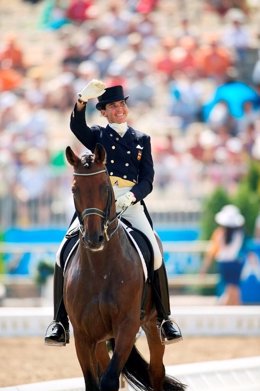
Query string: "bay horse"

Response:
xmin=64 ymin=144 xmax=186 ymax=391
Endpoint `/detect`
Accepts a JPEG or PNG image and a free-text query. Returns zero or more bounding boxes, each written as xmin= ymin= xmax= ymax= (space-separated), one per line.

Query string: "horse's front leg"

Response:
xmin=143 ymin=320 xmax=165 ymax=391
xmin=95 ymin=341 xmax=111 ymax=379
xmin=73 ymin=330 xmax=100 ymax=391
xmin=100 ymin=320 xmax=139 ymax=391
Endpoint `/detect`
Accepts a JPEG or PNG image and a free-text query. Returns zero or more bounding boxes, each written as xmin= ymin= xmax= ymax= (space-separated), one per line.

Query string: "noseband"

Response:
xmin=73 ymin=169 xmax=119 ymax=242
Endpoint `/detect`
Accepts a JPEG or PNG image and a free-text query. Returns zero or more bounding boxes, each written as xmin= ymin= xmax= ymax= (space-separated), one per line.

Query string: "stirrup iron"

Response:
xmin=159 ymin=318 xmax=182 ymax=345
xmin=45 ymin=320 xmax=68 ymax=346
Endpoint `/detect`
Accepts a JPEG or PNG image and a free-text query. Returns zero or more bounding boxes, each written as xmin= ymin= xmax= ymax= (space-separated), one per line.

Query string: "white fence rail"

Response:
xmin=1 ymin=306 xmax=260 ymax=338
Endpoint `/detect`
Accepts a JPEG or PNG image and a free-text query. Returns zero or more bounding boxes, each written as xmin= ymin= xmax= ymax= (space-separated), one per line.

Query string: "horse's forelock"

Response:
xmin=81 ymin=152 xmax=95 ymax=168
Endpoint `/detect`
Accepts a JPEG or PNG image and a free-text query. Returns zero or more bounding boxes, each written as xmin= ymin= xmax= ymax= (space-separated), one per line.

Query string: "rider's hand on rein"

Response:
xmin=116 ymin=192 xmax=136 ymax=210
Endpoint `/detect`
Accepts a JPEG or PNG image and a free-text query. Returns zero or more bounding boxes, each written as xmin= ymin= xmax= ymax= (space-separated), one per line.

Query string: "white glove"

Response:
xmin=116 ymin=192 xmax=136 ymax=210
xmin=78 ymin=79 xmax=106 ymax=102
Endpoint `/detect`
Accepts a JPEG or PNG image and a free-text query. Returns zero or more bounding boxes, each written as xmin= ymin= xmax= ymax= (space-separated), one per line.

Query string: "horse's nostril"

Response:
xmin=84 ymin=233 xmax=104 ymax=249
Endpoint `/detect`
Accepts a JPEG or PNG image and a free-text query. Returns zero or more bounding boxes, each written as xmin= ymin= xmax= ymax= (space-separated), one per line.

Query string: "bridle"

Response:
xmin=73 ymin=168 xmax=120 ymax=242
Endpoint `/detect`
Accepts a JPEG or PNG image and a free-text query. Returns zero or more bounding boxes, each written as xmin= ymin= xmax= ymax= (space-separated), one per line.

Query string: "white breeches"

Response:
xmin=114 ymin=186 xmax=162 ymax=270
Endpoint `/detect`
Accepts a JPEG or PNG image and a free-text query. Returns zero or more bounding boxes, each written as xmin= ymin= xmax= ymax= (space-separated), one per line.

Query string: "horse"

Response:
xmin=64 ymin=143 xmax=186 ymax=391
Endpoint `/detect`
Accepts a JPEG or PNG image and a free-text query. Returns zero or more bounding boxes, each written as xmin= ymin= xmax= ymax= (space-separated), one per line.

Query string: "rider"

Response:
xmin=45 ymin=80 xmax=182 ymax=346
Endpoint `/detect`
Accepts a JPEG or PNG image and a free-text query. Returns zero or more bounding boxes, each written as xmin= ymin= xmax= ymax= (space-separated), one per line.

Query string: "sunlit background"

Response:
xmin=0 ymin=0 xmax=260 ymax=389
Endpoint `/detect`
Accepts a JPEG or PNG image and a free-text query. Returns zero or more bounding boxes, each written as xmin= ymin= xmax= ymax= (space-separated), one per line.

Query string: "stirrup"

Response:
xmin=45 ymin=320 xmax=69 ymax=346
xmin=159 ymin=318 xmax=182 ymax=345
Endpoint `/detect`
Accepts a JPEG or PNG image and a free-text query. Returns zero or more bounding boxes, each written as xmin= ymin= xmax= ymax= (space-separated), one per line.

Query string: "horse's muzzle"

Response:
xmin=82 ymin=232 xmax=105 ymax=252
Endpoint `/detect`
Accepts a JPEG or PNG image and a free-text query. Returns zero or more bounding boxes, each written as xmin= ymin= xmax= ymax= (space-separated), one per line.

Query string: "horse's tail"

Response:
xmin=122 ymin=344 xmax=187 ymax=391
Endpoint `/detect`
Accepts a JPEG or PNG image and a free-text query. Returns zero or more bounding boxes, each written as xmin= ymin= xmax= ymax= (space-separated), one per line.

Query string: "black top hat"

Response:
xmin=96 ymin=85 xmax=129 ymax=110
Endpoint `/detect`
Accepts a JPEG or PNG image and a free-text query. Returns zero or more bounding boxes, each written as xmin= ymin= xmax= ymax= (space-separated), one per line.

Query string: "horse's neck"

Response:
xmin=78 ymin=228 xmax=124 ymax=271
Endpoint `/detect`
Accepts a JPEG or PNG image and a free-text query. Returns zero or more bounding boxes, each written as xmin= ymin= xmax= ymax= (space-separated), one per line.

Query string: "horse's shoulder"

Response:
xmin=128 ymin=127 xmax=150 ymax=141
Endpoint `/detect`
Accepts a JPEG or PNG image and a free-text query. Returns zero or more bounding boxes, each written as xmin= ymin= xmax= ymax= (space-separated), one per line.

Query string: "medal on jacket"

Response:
xmin=136 ymin=145 xmax=143 ymax=161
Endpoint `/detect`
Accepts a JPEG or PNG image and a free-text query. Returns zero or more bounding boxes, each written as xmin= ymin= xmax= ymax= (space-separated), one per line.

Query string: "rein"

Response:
xmin=73 ymin=169 xmax=119 ymax=242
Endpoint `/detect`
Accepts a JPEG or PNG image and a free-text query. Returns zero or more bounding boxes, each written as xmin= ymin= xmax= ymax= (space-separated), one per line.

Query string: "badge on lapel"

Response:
xmin=136 ymin=145 xmax=143 ymax=161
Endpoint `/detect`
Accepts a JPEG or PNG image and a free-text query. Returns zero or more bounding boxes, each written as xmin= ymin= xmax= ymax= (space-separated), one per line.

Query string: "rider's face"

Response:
xmin=101 ymin=100 xmax=128 ymax=124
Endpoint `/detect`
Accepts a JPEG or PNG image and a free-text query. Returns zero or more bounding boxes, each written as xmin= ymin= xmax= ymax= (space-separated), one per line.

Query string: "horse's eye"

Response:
xmin=72 ymin=186 xmax=78 ymax=196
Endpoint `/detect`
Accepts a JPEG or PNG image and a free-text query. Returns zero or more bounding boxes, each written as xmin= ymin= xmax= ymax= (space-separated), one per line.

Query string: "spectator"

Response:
xmin=200 ymin=204 xmax=246 ymax=305
xmin=252 ymin=49 xmax=260 ymax=86
xmin=205 ymin=0 xmax=249 ymax=18
xmin=127 ymin=63 xmax=155 ymax=108
xmin=168 ymin=72 xmax=202 ymax=131
xmin=23 ymin=67 xmax=48 ymax=108
xmin=90 ymin=36 xmax=116 ymax=78
xmin=39 ymin=0 xmax=70 ymax=30
xmin=132 ymin=12 xmax=158 ymax=48
xmin=241 ymin=122 xmax=256 ymax=157
xmin=0 ymin=34 xmax=26 ymax=74
xmin=66 ymin=0 xmax=95 ymax=24
xmin=99 ymin=2 xmax=132 ymax=44
xmin=237 ymin=100 xmax=260 ymax=134
xmin=13 ymin=148 xmax=52 ymax=226
xmin=196 ymin=35 xmax=234 ymax=83
xmin=0 ymin=92 xmax=18 ymax=132
xmin=171 ymin=36 xmax=199 ymax=76
xmin=115 ymin=32 xmax=149 ymax=77
xmin=221 ymin=8 xmax=250 ymax=63
xmin=152 ymin=36 xmax=176 ymax=80
xmin=207 ymin=100 xmax=238 ymax=135
xmin=60 ymin=41 xmax=83 ymax=73
xmin=45 ymin=72 xmax=76 ymax=112
xmin=105 ymin=63 xmax=128 ymax=89
xmin=0 ymin=56 xmax=23 ymax=92
xmin=173 ymin=16 xmax=199 ymax=44
xmin=135 ymin=0 xmax=158 ymax=14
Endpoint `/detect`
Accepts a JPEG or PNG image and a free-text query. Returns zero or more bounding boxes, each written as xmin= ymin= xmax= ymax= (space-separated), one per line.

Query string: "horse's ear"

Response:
xmin=94 ymin=143 xmax=106 ymax=164
xmin=66 ymin=146 xmax=80 ymax=167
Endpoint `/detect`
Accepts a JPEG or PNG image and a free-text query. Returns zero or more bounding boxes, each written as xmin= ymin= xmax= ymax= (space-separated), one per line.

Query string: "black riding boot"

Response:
xmin=44 ymin=263 xmax=70 ymax=346
xmin=153 ymin=263 xmax=182 ymax=344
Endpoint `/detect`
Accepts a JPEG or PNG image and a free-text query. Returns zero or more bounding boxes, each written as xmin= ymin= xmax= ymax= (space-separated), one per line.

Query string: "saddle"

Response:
xmin=120 ymin=218 xmax=154 ymax=281
xmin=60 ymin=219 xmax=154 ymax=280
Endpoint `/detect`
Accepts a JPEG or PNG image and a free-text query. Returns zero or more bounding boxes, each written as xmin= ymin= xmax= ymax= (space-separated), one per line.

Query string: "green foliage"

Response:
xmin=35 ymin=259 xmax=54 ymax=286
xmin=200 ymin=187 xmax=231 ymax=239
xmin=244 ymin=160 xmax=260 ymax=196
xmin=231 ymin=182 xmax=259 ymax=237
xmin=200 ymin=160 xmax=260 ymax=239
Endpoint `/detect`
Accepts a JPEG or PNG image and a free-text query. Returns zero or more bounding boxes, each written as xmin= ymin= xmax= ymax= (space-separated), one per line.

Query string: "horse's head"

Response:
xmin=66 ymin=144 xmax=117 ymax=251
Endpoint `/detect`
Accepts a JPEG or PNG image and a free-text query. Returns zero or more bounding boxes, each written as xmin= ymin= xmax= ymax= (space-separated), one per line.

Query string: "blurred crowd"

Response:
xmin=0 ymin=0 xmax=260 ymax=227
